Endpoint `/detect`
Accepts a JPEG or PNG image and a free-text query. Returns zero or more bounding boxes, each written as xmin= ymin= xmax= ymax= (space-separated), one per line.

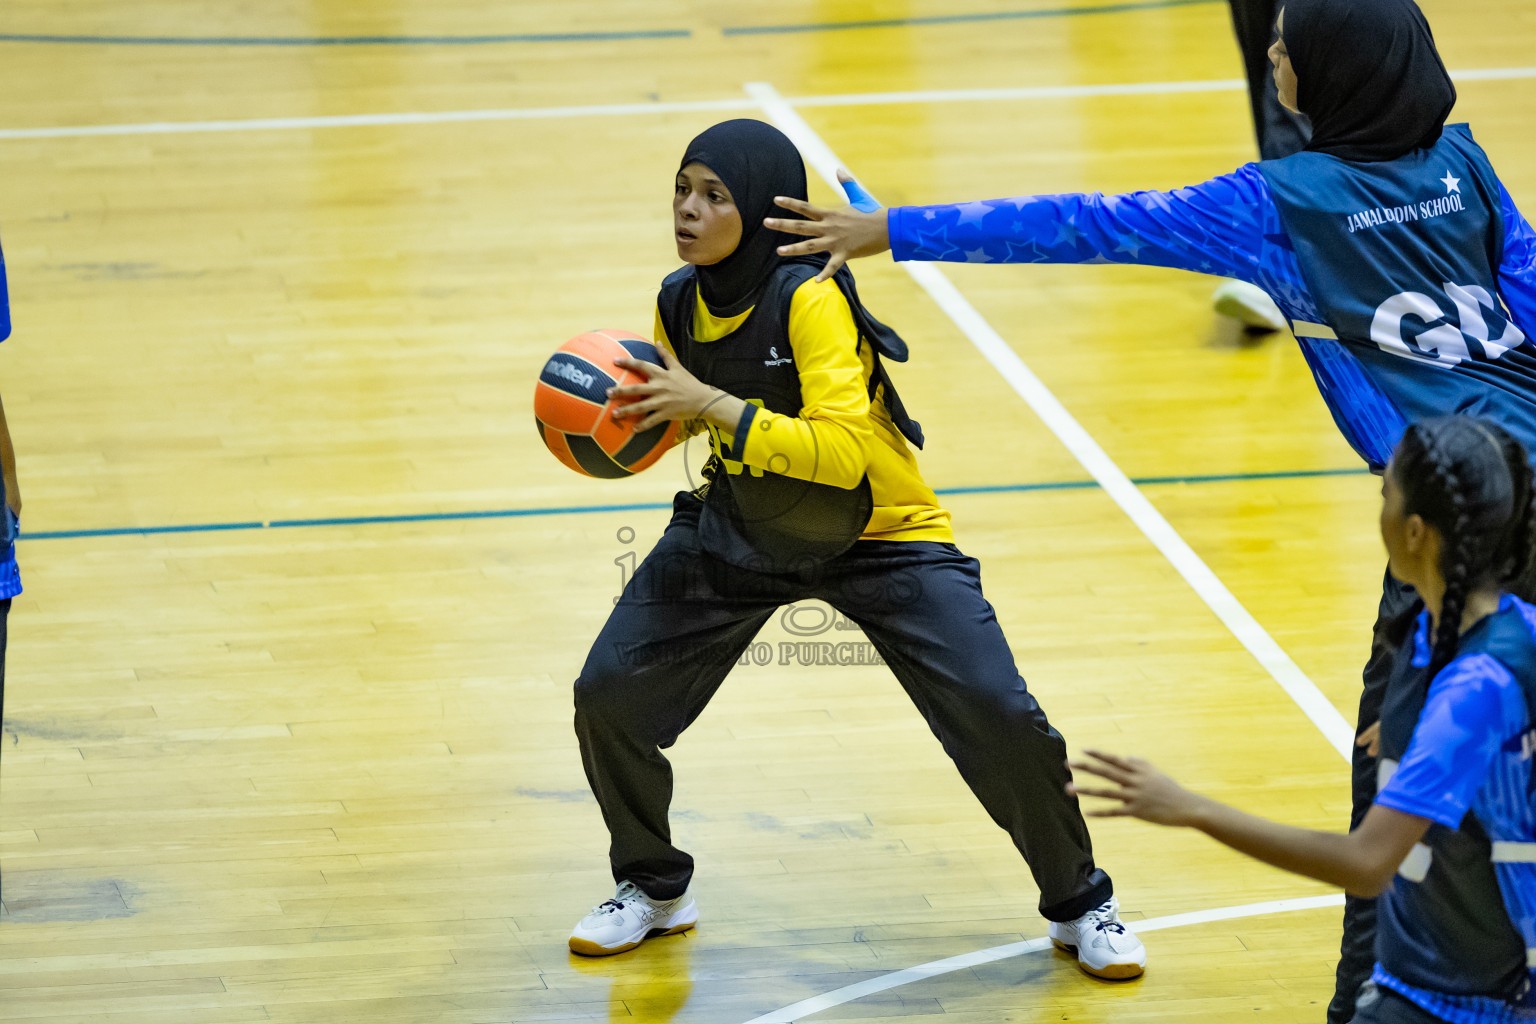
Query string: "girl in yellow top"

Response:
xmin=567 ymin=120 xmax=1144 ymax=982
xmin=651 ymin=258 xmax=954 ymax=547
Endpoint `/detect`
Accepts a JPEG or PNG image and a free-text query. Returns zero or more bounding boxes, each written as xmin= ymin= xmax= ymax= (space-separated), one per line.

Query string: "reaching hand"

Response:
xmin=1356 ymin=720 xmax=1381 ymax=757
xmin=763 ymin=168 xmax=891 ymax=283
xmin=1067 ymin=749 xmax=1207 ymax=827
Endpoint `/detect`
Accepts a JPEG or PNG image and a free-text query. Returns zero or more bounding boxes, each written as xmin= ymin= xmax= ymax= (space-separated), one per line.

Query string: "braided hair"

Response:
xmin=1392 ymin=416 xmax=1536 ymax=681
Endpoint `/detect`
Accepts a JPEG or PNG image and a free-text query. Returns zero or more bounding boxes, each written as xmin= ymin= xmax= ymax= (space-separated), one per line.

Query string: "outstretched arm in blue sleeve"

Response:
xmin=765 ymin=165 xmax=1321 ymax=320
xmin=887 ymin=164 xmax=1309 ymax=301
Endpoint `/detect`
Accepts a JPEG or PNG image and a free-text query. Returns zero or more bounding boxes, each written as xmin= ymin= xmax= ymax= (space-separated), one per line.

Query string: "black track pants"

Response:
xmin=574 ymin=493 xmax=1112 ymax=921
xmin=1226 ymin=0 xmax=1312 ymax=159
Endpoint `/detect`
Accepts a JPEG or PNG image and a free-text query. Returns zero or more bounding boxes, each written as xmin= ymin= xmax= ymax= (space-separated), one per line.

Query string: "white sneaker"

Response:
xmin=1212 ymin=279 xmax=1287 ymax=333
xmin=568 ymin=880 xmax=698 ymax=956
xmin=1048 ymin=896 xmax=1146 ymax=980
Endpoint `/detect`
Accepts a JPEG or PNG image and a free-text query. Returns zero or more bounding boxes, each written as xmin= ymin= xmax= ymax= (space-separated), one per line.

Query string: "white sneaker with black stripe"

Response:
xmin=1048 ymin=896 xmax=1146 ymax=979
xmin=568 ymin=880 xmax=697 ymax=956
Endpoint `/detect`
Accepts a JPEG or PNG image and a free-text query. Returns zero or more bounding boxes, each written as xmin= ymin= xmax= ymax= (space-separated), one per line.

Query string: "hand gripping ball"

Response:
xmin=534 ymin=330 xmax=682 ymax=478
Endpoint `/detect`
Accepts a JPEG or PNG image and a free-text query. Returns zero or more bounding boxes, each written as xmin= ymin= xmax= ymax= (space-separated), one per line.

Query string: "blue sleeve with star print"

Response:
xmin=886 ymin=164 xmax=1325 ymax=323
xmin=1499 ymin=182 xmax=1536 ymax=342
xmin=886 ymin=166 xmax=1431 ymax=468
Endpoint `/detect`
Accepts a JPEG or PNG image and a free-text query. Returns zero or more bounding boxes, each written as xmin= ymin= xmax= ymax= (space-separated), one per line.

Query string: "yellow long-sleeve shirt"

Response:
xmin=654 ymin=277 xmax=953 ymax=544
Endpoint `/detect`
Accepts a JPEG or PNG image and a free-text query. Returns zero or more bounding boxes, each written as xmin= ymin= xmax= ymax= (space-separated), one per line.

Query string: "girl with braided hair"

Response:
xmin=1070 ymin=415 xmax=1536 ymax=1024
xmin=1394 ymin=419 xmax=1536 ymax=684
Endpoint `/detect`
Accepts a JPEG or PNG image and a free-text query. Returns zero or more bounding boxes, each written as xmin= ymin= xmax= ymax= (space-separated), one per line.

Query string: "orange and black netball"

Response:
xmin=534 ymin=330 xmax=681 ymax=478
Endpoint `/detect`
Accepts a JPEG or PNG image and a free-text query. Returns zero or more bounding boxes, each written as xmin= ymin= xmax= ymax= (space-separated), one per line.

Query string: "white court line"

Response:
xmin=792 ymin=78 xmax=1245 ymax=107
xmin=740 ymin=74 xmax=1357 ymax=1024
xmin=745 ymin=79 xmax=1357 ymax=760
xmin=739 ymin=894 xmax=1345 ymax=1024
xmin=1451 ymin=67 xmax=1536 ymax=82
xmin=0 ymin=98 xmax=756 ymax=139
xmin=3 ymin=65 xmax=1534 ymax=139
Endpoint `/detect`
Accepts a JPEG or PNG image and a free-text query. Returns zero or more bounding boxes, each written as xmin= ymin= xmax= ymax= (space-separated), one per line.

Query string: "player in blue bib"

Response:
xmin=1068 ymin=416 xmax=1536 ymax=1024
xmin=0 ymin=234 xmax=22 ymax=901
xmin=765 ymin=0 xmax=1536 ymax=1015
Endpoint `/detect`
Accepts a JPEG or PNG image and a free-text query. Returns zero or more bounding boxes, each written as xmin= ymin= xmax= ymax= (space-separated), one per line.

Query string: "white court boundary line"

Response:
xmin=745 ymin=79 xmax=1356 ymax=760
xmin=0 ymin=98 xmax=757 ymax=140
xmin=2 ymin=65 xmax=1534 ymax=139
xmin=739 ymin=894 xmax=1345 ymax=1023
xmin=734 ymin=79 xmax=1356 ymax=1022
xmin=731 ymin=80 xmax=1357 ymax=1024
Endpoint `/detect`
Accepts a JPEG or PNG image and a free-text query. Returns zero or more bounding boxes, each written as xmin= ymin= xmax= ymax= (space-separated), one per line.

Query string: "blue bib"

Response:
xmin=1261 ymin=126 xmax=1536 ymax=468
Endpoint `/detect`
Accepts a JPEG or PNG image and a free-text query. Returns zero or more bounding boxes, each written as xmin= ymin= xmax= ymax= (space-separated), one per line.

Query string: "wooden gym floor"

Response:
xmin=0 ymin=0 xmax=1532 ymax=1020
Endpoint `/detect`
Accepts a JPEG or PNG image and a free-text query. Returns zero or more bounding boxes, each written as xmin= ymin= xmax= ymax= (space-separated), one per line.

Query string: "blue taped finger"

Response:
xmin=840 ymin=177 xmax=881 ymax=212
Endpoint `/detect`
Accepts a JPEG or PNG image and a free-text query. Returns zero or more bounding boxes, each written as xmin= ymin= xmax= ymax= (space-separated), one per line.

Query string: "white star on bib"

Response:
xmin=1441 ymin=172 xmax=1461 ymax=194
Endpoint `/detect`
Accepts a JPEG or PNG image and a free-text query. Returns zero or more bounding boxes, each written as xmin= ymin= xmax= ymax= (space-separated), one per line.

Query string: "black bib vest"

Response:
xmin=657 ymin=260 xmax=922 ymax=573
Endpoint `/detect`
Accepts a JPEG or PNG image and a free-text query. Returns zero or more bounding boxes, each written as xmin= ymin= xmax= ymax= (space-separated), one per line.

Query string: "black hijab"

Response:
xmin=680 ymin=119 xmax=812 ymax=317
xmin=674 ymin=119 xmax=924 ymax=448
xmin=1284 ymin=0 xmax=1456 ymax=163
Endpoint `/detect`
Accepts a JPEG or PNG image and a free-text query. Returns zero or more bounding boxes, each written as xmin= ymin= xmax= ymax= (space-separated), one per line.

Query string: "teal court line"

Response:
xmin=19 ymin=467 xmax=1370 ymax=541
xmin=724 ymin=0 xmax=1221 ymax=35
xmin=0 ymin=0 xmax=1222 ymax=47
xmin=0 ymin=29 xmax=693 ymax=46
